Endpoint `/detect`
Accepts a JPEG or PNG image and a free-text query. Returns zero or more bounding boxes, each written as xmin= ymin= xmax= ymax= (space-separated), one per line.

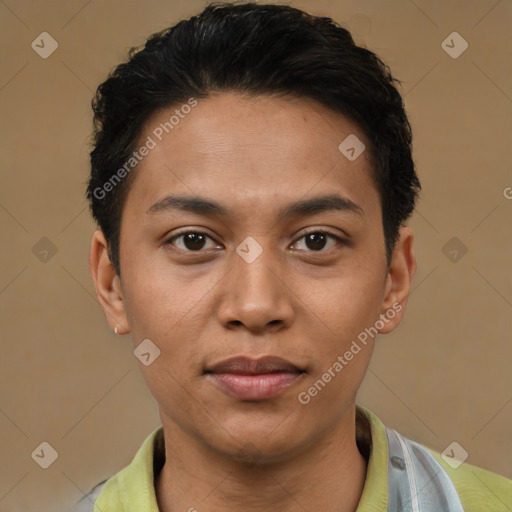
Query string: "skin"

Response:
xmin=90 ymin=92 xmax=416 ymax=512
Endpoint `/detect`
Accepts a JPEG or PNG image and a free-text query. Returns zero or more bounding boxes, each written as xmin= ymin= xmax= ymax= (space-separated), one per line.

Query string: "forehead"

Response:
xmin=122 ymin=92 xmax=380 ymax=223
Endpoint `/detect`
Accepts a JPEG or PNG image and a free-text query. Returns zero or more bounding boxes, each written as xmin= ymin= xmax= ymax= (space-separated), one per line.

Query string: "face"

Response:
xmin=91 ymin=92 xmax=415 ymax=463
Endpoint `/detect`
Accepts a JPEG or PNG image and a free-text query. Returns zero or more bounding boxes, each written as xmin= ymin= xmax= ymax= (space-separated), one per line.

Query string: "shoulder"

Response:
xmin=67 ymin=480 xmax=107 ymax=512
xmin=68 ymin=475 xmax=127 ymax=512
xmin=359 ymin=405 xmax=511 ymax=511
xmin=427 ymin=448 xmax=512 ymax=511
xmin=69 ymin=426 xmax=164 ymax=512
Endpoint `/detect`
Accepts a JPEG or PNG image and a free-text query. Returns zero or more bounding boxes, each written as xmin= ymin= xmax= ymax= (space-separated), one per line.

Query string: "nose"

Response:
xmin=216 ymin=246 xmax=295 ymax=334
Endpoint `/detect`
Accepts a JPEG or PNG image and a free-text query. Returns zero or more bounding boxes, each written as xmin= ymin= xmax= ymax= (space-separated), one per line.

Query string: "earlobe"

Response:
xmin=377 ymin=226 xmax=416 ymax=334
xmin=89 ymin=230 xmax=130 ymax=335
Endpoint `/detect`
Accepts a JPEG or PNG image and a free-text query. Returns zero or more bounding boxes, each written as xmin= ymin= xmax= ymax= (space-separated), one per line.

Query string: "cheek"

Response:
xmin=120 ymin=255 xmax=218 ymax=339
xmin=294 ymin=263 xmax=385 ymax=407
xmin=120 ymin=262 xmax=226 ymax=406
xmin=124 ymin=274 xmax=209 ymax=413
xmin=295 ymin=280 xmax=380 ymax=411
xmin=303 ymin=266 xmax=385 ymax=341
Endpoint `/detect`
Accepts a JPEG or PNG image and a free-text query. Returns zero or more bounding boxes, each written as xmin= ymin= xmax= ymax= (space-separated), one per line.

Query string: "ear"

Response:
xmin=377 ymin=226 xmax=416 ymax=334
xmin=89 ymin=230 xmax=130 ymax=335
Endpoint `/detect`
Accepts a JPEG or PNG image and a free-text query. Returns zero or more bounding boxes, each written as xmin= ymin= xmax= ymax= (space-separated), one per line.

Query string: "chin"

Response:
xmin=205 ymin=422 xmax=309 ymax=466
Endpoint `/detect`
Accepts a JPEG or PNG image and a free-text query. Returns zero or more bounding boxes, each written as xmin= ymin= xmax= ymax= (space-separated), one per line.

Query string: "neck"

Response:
xmin=155 ymin=405 xmax=367 ymax=512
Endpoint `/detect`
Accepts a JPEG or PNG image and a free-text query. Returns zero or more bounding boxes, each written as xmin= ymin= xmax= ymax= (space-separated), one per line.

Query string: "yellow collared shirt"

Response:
xmin=72 ymin=405 xmax=511 ymax=511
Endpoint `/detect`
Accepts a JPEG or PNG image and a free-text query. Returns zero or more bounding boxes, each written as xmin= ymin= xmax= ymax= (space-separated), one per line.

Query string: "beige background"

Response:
xmin=1 ymin=0 xmax=511 ymax=511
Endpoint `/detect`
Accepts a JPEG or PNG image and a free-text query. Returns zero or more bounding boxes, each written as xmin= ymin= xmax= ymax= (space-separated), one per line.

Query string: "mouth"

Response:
xmin=205 ymin=356 xmax=305 ymax=401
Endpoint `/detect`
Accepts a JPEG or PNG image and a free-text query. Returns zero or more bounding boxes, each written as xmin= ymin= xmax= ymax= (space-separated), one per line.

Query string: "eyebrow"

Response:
xmin=147 ymin=195 xmax=225 ymax=216
xmin=146 ymin=193 xmax=364 ymax=219
xmin=279 ymin=194 xmax=364 ymax=219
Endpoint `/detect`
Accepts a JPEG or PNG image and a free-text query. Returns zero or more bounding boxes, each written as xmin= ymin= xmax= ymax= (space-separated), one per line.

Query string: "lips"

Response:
xmin=207 ymin=356 xmax=303 ymax=375
xmin=205 ymin=356 xmax=305 ymax=400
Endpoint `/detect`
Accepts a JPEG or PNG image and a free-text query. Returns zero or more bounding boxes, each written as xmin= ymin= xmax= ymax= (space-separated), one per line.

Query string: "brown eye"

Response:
xmin=304 ymin=232 xmax=328 ymax=250
xmin=291 ymin=231 xmax=342 ymax=252
xmin=167 ymin=232 xmax=220 ymax=251
xmin=182 ymin=233 xmax=206 ymax=250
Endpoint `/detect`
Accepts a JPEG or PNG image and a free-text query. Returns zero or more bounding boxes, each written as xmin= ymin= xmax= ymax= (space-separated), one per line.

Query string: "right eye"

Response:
xmin=165 ymin=231 xmax=223 ymax=252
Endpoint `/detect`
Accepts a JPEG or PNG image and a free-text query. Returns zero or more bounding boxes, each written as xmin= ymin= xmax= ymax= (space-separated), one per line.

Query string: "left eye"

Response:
xmin=291 ymin=232 xmax=341 ymax=251
xmin=167 ymin=232 xmax=220 ymax=251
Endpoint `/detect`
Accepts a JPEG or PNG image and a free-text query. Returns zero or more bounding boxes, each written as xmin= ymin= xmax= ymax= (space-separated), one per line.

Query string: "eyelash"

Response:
xmin=165 ymin=229 xmax=346 ymax=253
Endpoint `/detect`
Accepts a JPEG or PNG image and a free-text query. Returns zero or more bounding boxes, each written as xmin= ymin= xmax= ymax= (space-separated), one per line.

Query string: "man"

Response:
xmin=78 ymin=2 xmax=511 ymax=511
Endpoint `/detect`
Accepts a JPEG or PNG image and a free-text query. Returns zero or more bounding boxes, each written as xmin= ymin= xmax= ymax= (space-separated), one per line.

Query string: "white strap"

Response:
xmin=386 ymin=427 xmax=465 ymax=512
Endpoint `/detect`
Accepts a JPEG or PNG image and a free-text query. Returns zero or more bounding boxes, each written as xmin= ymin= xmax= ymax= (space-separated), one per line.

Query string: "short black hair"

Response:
xmin=87 ymin=2 xmax=421 ymax=275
